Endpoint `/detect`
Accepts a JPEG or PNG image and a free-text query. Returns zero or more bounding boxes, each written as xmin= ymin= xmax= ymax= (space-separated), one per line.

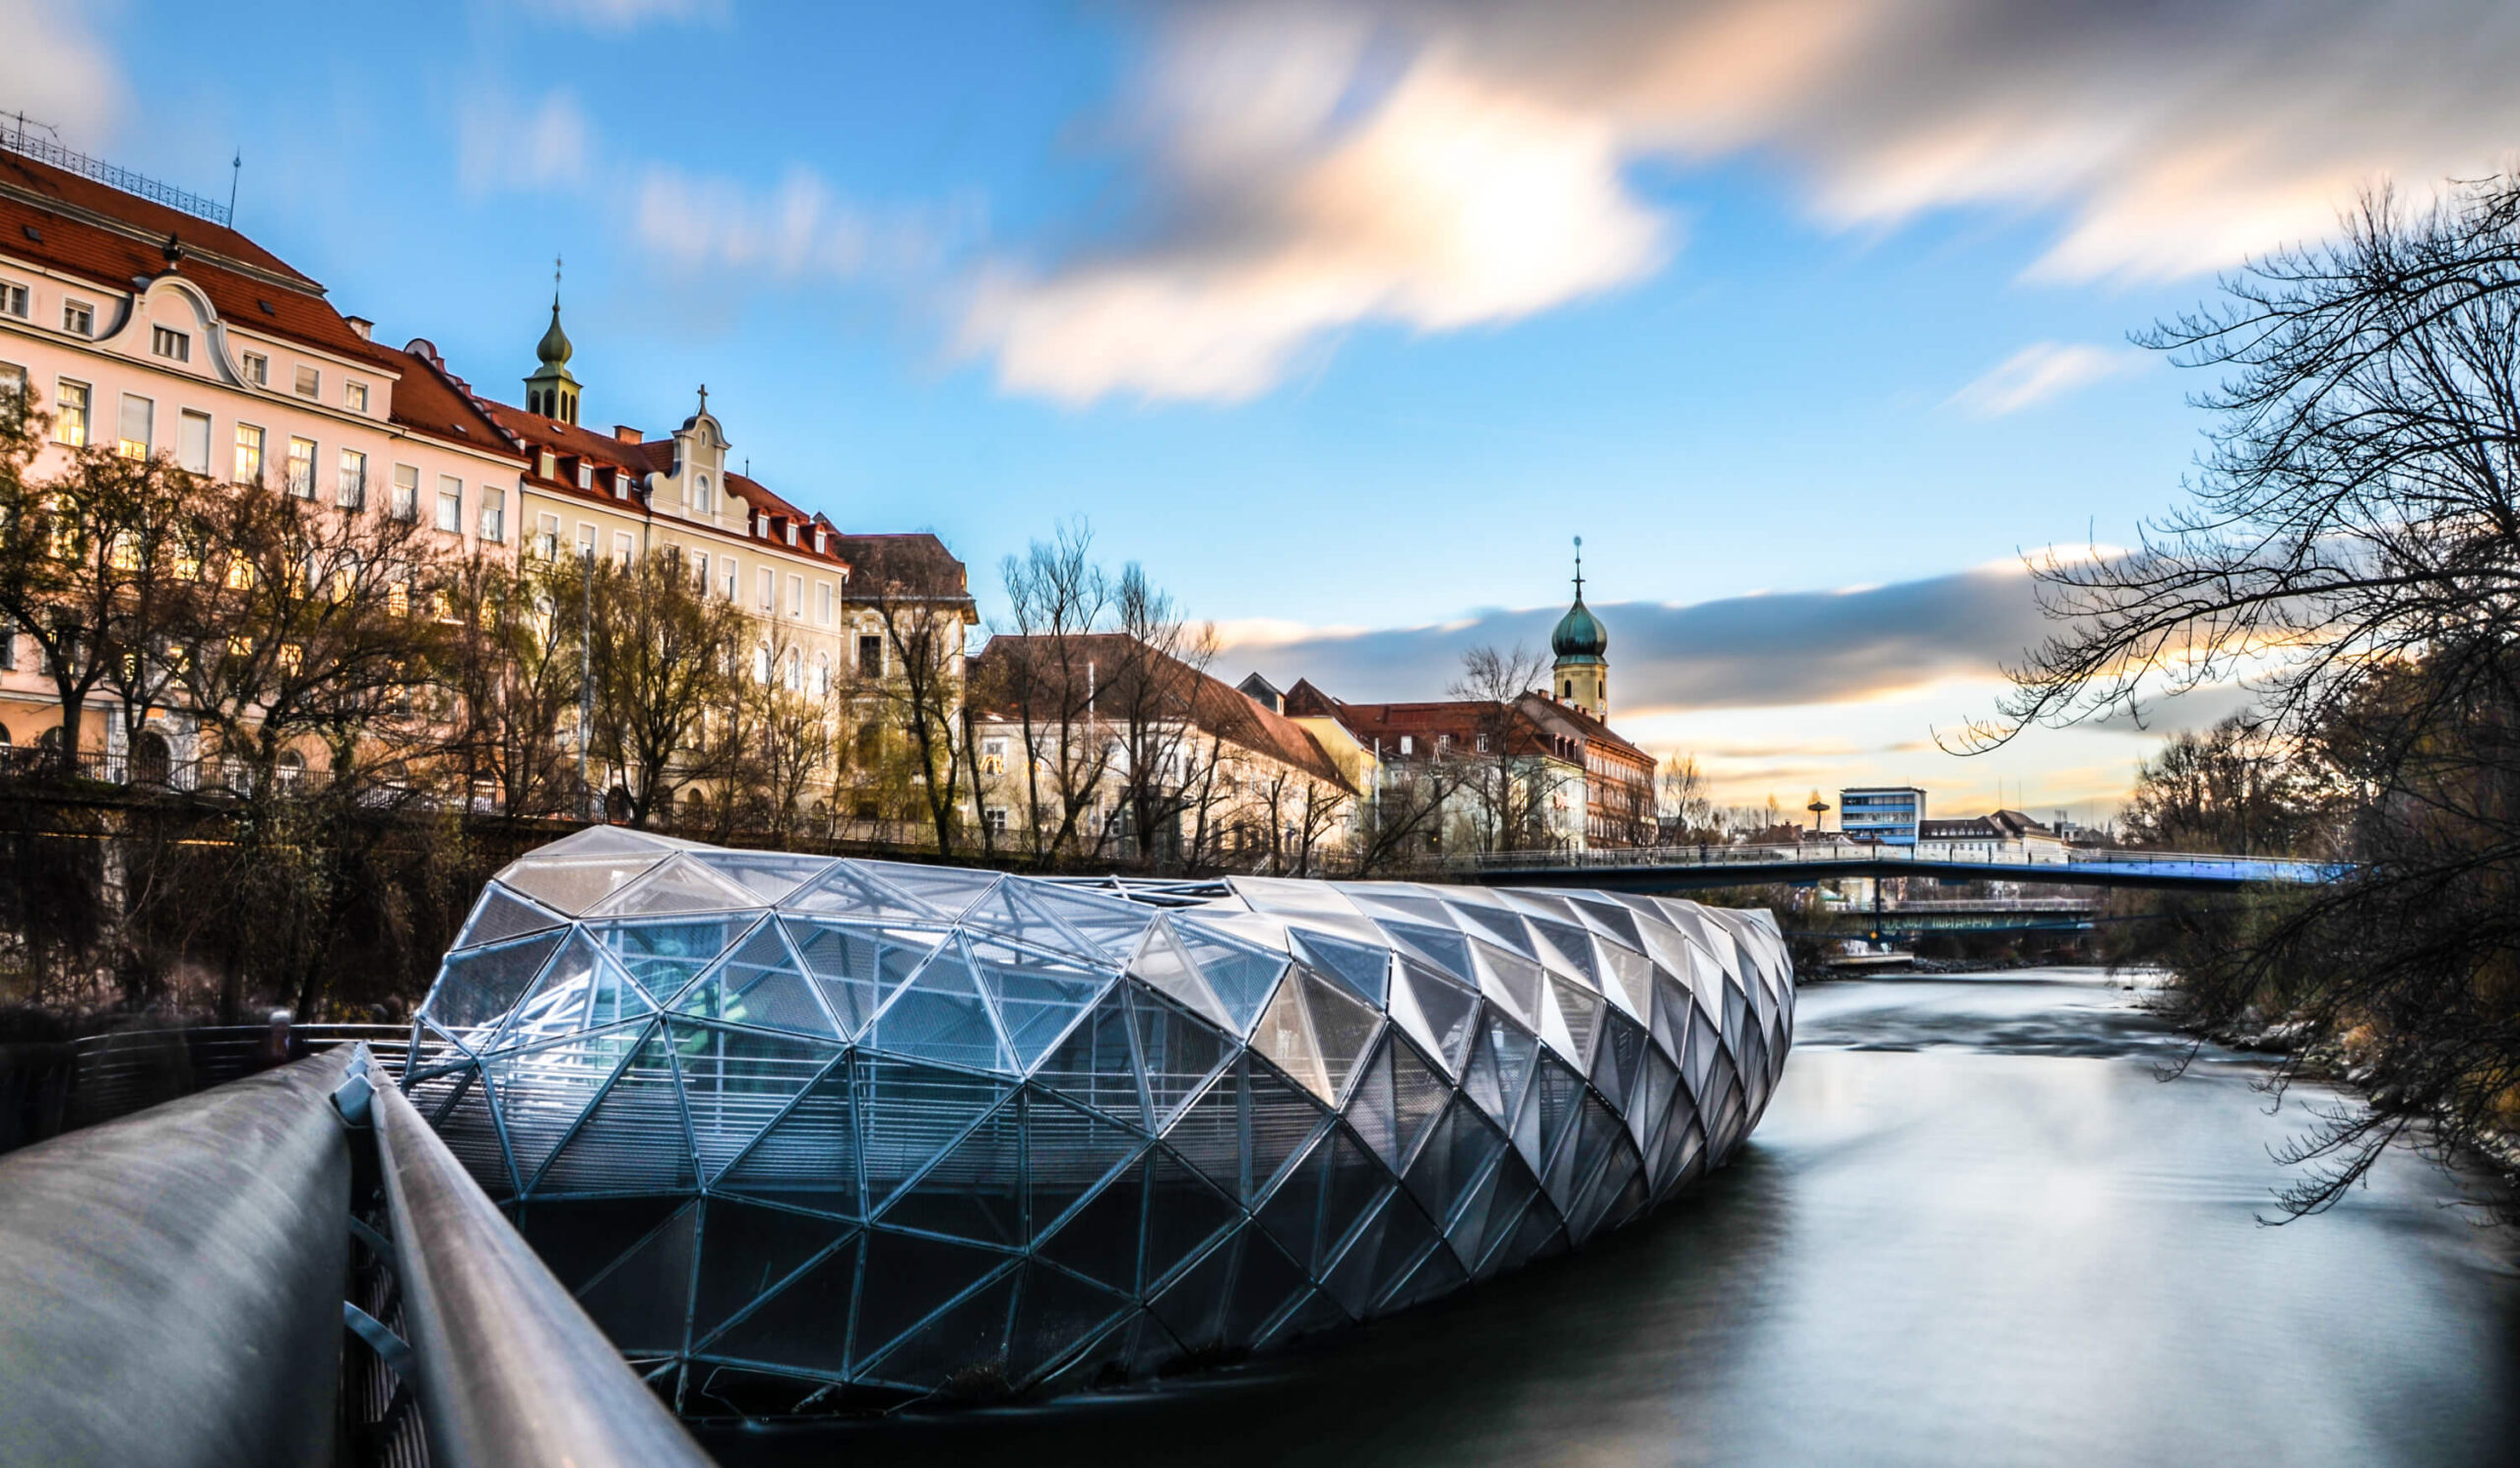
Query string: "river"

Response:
xmin=703 ymin=969 xmax=2520 ymax=1467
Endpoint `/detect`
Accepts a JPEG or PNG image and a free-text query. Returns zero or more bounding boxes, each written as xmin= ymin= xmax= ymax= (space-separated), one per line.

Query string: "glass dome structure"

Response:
xmin=404 ymin=826 xmax=1795 ymax=1417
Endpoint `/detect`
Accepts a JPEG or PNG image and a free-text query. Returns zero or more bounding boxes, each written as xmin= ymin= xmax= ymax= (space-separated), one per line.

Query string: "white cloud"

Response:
xmin=0 ymin=0 xmax=122 ymax=150
xmin=959 ymin=0 xmax=2520 ymax=406
xmin=633 ymin=165 xmax=978 ymax=283
xmin=455 ymin=91 xmax=592 ymax=196
xmin=1949 ymin=342 xmax=2151 ymax=416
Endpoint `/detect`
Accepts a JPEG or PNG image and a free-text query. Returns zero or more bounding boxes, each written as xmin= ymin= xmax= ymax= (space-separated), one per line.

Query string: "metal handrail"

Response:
xmin=1447 ymin=841 xmax=2339 ymax=882
xmin=0 ymin=113 xmax=234 ymax=226
xmin=364 ymin=1051 xmax=716 ymax=1468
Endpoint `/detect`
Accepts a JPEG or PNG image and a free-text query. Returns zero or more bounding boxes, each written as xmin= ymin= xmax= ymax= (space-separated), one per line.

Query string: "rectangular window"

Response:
xmin=576 ymin=462 xmax=593 ymax=491
xmin=177 ymin=410 xmax=212 ymax=475
xmin=55 ymin=380 xmax=90 ymax=447
xmin=788 ymin=573 xmax=803 ymax=617
xmin=242 ymin=351 xmax=269 ymax=386
xmin=233 ymin=423 xmax=265 ymax=483
xmin=816 ymin=582 xmax=834 ymax=624
xmin=612 ymin=531 xmax=634 ymax=567
xmin=983 ymin=806 xmax=1008 ymax=838
xmin=62 ymin=300 xmax=93 ymax=337
xmin=537 ymin=513 xmax=562 ymax=560
xmin=612 ymin=471 xmax=629 ymax=500
xmin=721 ymin=560 xmax=736 ymax=601
xmin=117 ymin=394 xmax=153 ymax=459
xmin=575 ymin=522 xmax=596 ymax=556
xmin=537 ymin=449 xmax=556 ymax=480
xmin=337 ymin=447 xmax=366 ymax=508
xmin=286 ymin=437 xmax=316 ymax=497
xmin=758 ymin=567 xmax=774 ymax=609
xmin=0 ymin=361 xmax=21 ymax=407
xmin=436 ymin=477 xmax=463 ymax=534
xmin=857 ymin=634 xmax=882 ymax=678
xmin=293 ymin=364 xmax=320 ymax=400
xmin=0 ymin=281 xmax=25 ymax=318
xmin=692 ymin=551 xmax=710 ymax=591
xmin=151 ymin=326 xmax=190 ymax=362
xmin=0 ymin=619 xmax=14 ymax=670
xmin=479 ymin=486 xmax=506 ymax=543
xmin=345 ymin=380 xmax=368 ymax=413
xmin=391 ymin=464 xmax=419 ymax=522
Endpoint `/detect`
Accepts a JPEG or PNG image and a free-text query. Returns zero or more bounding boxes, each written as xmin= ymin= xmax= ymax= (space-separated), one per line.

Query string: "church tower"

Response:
xmin=523 ymin=266 xmax=581 ymax=425
xmin=1551 ymin=537 xmax=1608 ymax=720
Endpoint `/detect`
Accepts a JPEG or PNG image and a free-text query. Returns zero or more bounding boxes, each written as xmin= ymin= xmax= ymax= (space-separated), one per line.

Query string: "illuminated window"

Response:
xmin=234 ymin=423 xmax=264 ymax=483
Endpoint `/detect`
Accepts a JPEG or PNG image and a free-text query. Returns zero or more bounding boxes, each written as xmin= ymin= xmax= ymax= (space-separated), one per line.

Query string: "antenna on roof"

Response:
xmin=227 ymin=151 xmax=240 ymax=225
xmin=1572 ymin=535 xmax=1584 ymax=600
xmin=553 ymin=252 xmax=563 ymax=305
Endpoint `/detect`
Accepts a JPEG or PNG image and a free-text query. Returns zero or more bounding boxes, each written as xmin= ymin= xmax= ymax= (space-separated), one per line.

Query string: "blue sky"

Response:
xmin=16 ymin=0 xmax=2519 ymax=819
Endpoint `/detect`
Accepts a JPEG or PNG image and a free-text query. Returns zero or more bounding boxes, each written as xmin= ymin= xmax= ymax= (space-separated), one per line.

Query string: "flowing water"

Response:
xmin=704 ymin=970 xmax=2520 ymax=1467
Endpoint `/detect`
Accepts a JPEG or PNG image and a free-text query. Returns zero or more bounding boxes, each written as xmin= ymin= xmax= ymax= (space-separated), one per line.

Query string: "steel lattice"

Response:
xmin=405 ymin=826 xmax=1795 ymax=1416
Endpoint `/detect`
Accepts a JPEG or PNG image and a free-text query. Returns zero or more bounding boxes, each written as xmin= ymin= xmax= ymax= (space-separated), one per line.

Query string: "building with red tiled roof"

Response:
xmin=969 ymin=633 xmax=1356 ymax=870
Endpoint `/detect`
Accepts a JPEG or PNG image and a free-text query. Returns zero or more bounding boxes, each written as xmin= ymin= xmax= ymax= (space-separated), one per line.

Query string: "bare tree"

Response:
xmin=1448 ymin=643 xmax=1568 ymax=853
xmin=583 ymin=551 xmax=747 ymax=828
xmin=989 ymin=521 xmax=1116 ymax=860
xmin=1659 ymin=753 xmax=1716 ymax=843
xmin=439 ymin=553 xmax=583 ymax=818
xmin=852 ymin=541 xmax=980 ymax=857
xmin=1103 ymin=565 xmax=1220 ymax=871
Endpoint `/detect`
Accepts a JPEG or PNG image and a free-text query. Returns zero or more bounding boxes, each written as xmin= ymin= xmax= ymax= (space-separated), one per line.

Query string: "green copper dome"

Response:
xmin=536 ymin=300 xmax=574 ymax=368
xmin=1552 ymin=596 xmax=1607 ymax=663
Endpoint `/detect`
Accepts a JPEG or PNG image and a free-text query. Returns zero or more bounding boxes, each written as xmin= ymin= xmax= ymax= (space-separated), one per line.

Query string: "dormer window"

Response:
xmin=152 ymin=326 xmax=190 ymax=362
xmin=537 ymin=448 xmax=556 ymax=480
xmin=786 ymin=523 xmax=798 ymax=547
xmin=241 ymin=351 xmax=268 ymax=386
xmin=612 ymin=471 xmax=629 ymax=500
xmin=576 ymin=462 xmax=594 ymax=491
xmin=344 ymin=380 xmax=368 ymax=413
xmin=63 ymin=300 xmax=93 ymax=337
xmin=814 ymin=527 xmax=828 ymax=554
xmin=693 ymin=473 xmax=713 ymax=515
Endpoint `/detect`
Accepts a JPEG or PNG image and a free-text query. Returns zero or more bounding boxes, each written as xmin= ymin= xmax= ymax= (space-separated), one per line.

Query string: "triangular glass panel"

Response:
xmin=1600 ymin=943 xmax=1654 ymax=1024
xmin=419 ymin=930 xmax=565 ymax=1034
xmin=1383 ymin=1230 xmax=1470 ymax=1313
xmin=1229 ymin=874 xmax=1366 ymax=921
xmin=584 ymin=853 xmax=764 ymax=919
xmin=1320 ymin=1196 xmax=1394 ymax=1318
xmin=870 ymin=863 xmax=1001 ymax=923
xmin=1257 ymin=1287 xmax=1352 ymax=1349
xmin=1447 ymin=900 xmax=1537 ymax=959
xmin=1022 ymin=1090 xmax=1146 ymax=1239
xmin=1546 ymin=1093 xmax=1624 ymax=1213
xmin=877 ymin=1100 xmax=1023 ymax=1245
xmin=849 ymin=1229 xmax=1010 ymax=1373
xmin=1142 ymin=1148 xmax=1241 ymax=1292
xmin=1128 ymin=987 xmax=1230 ymax=1129
xmin=487 ymin=929 xmax=612 ymax=1052
xmin=1147 ymin=1226 xmax=1239 ymax=1352
xmin=965 ymin=882 xmax=1100 ymax=963
xmin=865 ymin=940 xmax=1016 ymax=1074
xmin=692 ymin=1199 xmax=853 ymax=1343
xmin=1354 ymin=1193 xmax=1443 ymax=1317
xmin=1169 ymin=917 xmax=1290 ymax=1035
xmin=536 ymin=1025 xmax=696 ymax=1194
xmin=1123 ymin=921 xmax=1231 ymax=1031
xmin=1493 ymin=1194 xmax=1568 ymax=1276
xmin=1483 ymin=1011 xmax=1541 ymax=1125
xmin=715 ymin=1056 xmax=859 ymax=1218
xmin=784 ymin=862 xmax=937 ymax=924
xmin=671 ymin=1023 xmax=843 ymax=1180
xmin=1649 ymin=969 xmax=1691 ymax=1067
xmin=586 ymin=917 xmax=755 ymax=1005
xmin=1388 ymin=1036 xmax=1451 ymax=1174
xmin=1403 ymin=1099 xmax=1507 ymax=1231
xmin=1592 ymin=1011 xmax=1647 ymax=1117
xmin=1375 ymin=920 xmax=1474 ymax=987
xmin=574 ymin=1200 xmax=698 ymax=1353
xmin=1315 ymin=1124 xmax=1394 ymax=1267
xmin=454 ymin=883 xmax=567 ymax=949
xmin=1249 ymin=973 xmax=1328 ymax=1103
xmin=862 ymin=1267 xmax=1020 ymax=1392
xmin=968 ymin=936 xmax=1110 ymax=1072
xmin=1458 ymin=1148 xmax=1541 ymax=1274
xmin=1036 ymin=1153 xmax=1148 ymax=1292
xmin=497 ymin=852 xmax=666 ymax=916
xmin=1005 ymin=1260 xmax=1130 ymax=1388
xmin=1388 ymin=958 xmax=1479 ymax=1077
xmin=1548 ymin=977 xmax=1604 ymax=1069
xmin=536 ymin=824 xmax=695 ymax=860
xmin=1631 ymin=1043 xmax=1681 ymax=1159
xmin=432 ymin=1066 xmax=514 ymax=1196
xmin=1242 ymin=1062 xmax=1331 ymax=1203
xmin=1527 ymin=1057 xmax=1586 ymax=1196
xmin=707 ymin=1230 xmax=859 ymax=1375
xmin=1471 ymin=940 xmax=1544 ymax=1031
xmin=483 ymin=1021 xmax=649 ymax=1183
xmin=1460 ymin=1026 xmax=1507 ymax=1124
xmin=1162 ymin=1070 xmax=1243 ymax=1198
xmin=1298 ymin=967 xmax=1381 ymax=1103
xmin=1527 ymin=914 xmax=1601 ymax=988
xmin=856 ymin=1057 xmax=1011 ymax=1212
xmin=1289 ymin=928 xmax=1390 ymax=1007
xmin=1254 ymin=1132 xmax=1328 ymax=1267
xmin=1343 ymin=1039 xmax=1399 ymax=1167
xmin=1567 ymin=894 xmax=1646 ymax=952
xmin=517 ymin=1194 xmax=690 ymax=1294
xmin=1021 ymin=883 xmax=1161 ymax=961
xmin=782 ymin=919 xmax=944 ymax=1040
xmin=688 ymin=849 xmax=835 ymax=905
xmin=1032 ymin=989 xmax=1148 ymax=1129
xmin=676 ymin=921 xmax=839 ymax=1040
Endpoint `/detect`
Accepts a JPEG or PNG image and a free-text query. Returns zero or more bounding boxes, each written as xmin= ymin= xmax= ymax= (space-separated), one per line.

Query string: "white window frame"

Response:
xmin=285 ymin=437 xmax=317 ymax=498
xmin=480 ymin=486 xmax=506 ymax=543
xmin=151 ymin=325 xmax=190 ymax=362
xmin=293 ymin=364 xmax=320 ymax=400
xmin=234 ymin=422 xmax=264 ymax=483
xmin=61 ymin=299 xmax=93 ymax=337
xmin=177 ymin=409 xmax=213 ymax=475
xmin=337 ymin=447 xmax=367 ymax=509
xmin=391 ymin=463 xmax=420 ymax=522
xmin=436 ymin=477 xmax=464 ymax=534
xmin=0 ymin=280 xmax=26 ymax=319
xmin=241 ymin=351 xmax=269 ymax=387
xmin=612 ymin=531 xmax=634 ymax=568
xmin=54 ymin=379 xmax=89 ymax=447
xmin=816 ymin=581 xmax=834 ymax=624
xmin=117 ymin=393 xmax=153 ymax=459
xmin=788 ymin=573 xmax=803 ymax=617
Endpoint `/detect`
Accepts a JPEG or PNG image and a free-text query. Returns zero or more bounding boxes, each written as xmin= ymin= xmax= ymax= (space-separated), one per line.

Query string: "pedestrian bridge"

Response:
xmin=1458 ymin=843 xmax=2336 ymax=894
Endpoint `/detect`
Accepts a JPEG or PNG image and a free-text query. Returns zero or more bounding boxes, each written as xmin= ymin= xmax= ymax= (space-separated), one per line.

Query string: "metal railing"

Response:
xmin=1449 ymin=840 xmax=2339 ymax=884
xmin=0 ymin=1018 xmax=408 ymax=1154
xmin=1 ymin=113 xmax=233 ymax=226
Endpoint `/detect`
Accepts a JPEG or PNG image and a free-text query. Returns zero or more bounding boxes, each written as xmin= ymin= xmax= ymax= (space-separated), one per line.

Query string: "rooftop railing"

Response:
xmin=0 ymin=113 xmax=233 ymax=227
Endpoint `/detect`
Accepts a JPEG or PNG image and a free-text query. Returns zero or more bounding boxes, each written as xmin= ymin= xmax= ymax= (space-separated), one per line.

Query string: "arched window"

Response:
xmin=753 ymin=643 xmax=772 ymax=683
xmin=694 ymin=473 xmax=713 ymax=515
xmin=813 ymin=655 xmax=831 ymax=697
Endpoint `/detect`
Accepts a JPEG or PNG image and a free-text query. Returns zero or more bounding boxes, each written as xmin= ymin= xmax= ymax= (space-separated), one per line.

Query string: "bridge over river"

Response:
xmin=1459 ymin=842 xmax=2335 ymax=894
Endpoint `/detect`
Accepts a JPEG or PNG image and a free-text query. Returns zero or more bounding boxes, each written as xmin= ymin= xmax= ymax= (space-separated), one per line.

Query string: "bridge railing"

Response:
xmin=1444 ymin=841 xmax=2334 ymax=883
xmin=1 ymin=1017 xmax=409 ymax=1156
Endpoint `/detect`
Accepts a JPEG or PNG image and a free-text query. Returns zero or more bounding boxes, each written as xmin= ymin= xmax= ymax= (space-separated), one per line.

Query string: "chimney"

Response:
xmin=613 ymin=424 xmax=642 ymax=444
xmin=345 ymin=316 xmax=372 ymax=341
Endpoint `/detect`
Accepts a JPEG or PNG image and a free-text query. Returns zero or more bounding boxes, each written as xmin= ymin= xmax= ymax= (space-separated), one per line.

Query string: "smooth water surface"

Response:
xmin=706 ymin=970 xmax=2520 ymax=1467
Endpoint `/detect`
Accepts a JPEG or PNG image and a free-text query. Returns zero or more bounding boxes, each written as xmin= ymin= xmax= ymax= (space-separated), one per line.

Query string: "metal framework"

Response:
xmin=404 ymin=827 xmax=1796 ymax=1417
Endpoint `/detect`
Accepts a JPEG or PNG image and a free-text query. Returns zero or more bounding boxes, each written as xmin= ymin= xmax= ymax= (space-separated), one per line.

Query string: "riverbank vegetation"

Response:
xmin=1967 ymin=174 xmax=2520 ymax=1220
